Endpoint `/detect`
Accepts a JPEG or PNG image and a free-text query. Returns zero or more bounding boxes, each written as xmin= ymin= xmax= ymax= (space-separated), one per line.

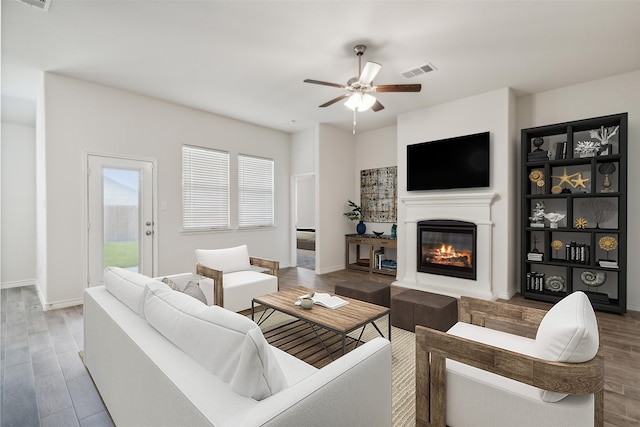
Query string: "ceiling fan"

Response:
xmin=304 ymin=44 xmax=422 ymax=133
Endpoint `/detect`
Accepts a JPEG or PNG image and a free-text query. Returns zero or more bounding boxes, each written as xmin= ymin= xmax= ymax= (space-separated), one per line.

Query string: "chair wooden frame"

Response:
xmin=196 ymin=257 xmax=279 ymax=308
xmin=415 ymin=297 xmax=604 ymax=427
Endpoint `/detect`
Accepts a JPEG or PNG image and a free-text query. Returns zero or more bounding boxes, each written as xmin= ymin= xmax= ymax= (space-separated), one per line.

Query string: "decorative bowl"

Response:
xmin=373 ymin=231 xmax=384 ymax=236
xmin=300 ymin=298 xmax=313 ymax=309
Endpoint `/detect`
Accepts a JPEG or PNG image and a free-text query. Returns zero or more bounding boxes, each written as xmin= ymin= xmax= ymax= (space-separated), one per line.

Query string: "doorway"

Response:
xmin=87 ymin=154 xmax=156 ymax=286
xmin=293 ymin=174 xmax=316 ymax=270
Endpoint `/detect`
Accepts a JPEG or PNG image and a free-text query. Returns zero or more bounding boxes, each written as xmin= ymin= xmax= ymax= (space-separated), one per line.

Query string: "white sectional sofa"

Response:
xmin=83 ymin=267 xmax=392 ymax=426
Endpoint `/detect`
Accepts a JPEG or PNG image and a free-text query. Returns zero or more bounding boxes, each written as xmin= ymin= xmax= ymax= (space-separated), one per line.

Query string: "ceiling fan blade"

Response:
xmin=359 ymin=62 xmax=382 ymax=85
xmin=319 ymin=94 xmax=350 ymax=108
xmin=375 ymin=84 xmax=422 ymax=93
xmin=371 ymin=100 xmax=385 ymax=112
xmin=304 ymin=79 xmax=345 ymax=89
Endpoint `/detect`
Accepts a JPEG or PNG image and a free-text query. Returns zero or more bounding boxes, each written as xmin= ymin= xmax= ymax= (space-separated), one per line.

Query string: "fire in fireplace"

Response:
xmin=417 ymin=220 xmax=477 ymax=280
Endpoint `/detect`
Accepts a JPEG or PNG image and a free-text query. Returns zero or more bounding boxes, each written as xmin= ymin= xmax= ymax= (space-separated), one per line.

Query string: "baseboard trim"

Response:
xmin=40 ymin=296 xmax=84 ymax=311
xmin=1 ymin=279 xmax=36 ymax=289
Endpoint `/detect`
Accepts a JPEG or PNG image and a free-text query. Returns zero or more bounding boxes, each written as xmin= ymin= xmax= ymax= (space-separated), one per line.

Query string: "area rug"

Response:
xmin=253 ymin=311 xmax=416 ymax=427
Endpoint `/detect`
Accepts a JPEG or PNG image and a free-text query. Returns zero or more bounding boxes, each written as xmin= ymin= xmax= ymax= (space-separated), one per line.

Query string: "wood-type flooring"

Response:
xmin=1 ymin=267 xmax=639 ymax=426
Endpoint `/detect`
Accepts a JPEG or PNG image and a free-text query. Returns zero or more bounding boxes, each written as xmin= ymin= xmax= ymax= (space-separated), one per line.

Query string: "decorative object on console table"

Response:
xmin=343 ymin=199 xmax=366 ymax=234
xmin=391 ymin=223 xmax=397 ymax=238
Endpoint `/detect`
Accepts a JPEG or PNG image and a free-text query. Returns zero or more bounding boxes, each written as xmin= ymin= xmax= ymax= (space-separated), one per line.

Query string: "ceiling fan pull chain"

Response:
xmin=352 ymin=108 xmax=357 ymax=135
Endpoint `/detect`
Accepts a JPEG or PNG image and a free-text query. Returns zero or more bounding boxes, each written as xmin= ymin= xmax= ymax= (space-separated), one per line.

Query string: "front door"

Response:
xmin=87 ymin=155 xmax=155 ymax=286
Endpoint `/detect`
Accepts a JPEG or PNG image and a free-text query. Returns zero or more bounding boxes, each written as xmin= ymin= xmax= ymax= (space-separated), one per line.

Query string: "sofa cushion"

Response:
xmin=196 ymin=245 xmax=251 ymax=274
xmin=534 ymin=291 xmax=599 ymax=402
xmin=199 ymin=271 xmax=278 ymax=311
xmin=103 ymin=266 xmax=161 ymax=315
xmin=143 ymin=282 xmax=287 ymax=400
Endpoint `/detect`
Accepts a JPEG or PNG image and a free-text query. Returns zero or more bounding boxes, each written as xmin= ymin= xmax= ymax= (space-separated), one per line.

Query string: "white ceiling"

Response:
xmin=2 ymin=0 xmax=640 ymax=133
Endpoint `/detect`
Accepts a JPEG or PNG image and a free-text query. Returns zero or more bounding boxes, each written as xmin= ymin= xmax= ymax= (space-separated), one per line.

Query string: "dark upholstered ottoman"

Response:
xmin=391 ymin=290 xmax=458 ymax=332
xmin=334 ymin=280 xmax=390 ymax=308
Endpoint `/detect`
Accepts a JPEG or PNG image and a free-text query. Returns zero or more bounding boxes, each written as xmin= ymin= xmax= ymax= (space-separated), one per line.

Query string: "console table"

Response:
xmin=345 ymin=234 xmax=397 ymax=276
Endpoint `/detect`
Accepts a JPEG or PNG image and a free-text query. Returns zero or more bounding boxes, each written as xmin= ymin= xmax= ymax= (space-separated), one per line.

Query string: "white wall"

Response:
xmin=1 ymin=122 xmax=36 ymax=288
xmin=316 ymin=124 xmax=354 ymax=274
xmin=517 ymin=70 xmax=640 ymax=312
xmin=396 ymin=88 xmax=518 ymax=300
xmin=291 ymin=128 xmax=314 ymax=175
xmin=291 ymin=128 xmax=316 ymax=229
xmin=354 ymin=125 xmax=398 ymax=235
xmin=39 ymin=73 xmax=292 ymax=309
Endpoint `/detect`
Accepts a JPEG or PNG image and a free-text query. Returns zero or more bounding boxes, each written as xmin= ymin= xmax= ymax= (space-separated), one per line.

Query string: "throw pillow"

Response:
xmin=183 ymin=281 xmax=207 ymax=305
xmin=161 ymin=277 xmax=179 ymax=291
xmin=533 ymin=291 xmax=599 ymax=402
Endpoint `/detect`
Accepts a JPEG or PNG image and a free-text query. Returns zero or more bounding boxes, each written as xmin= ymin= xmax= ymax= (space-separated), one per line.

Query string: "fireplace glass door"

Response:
xmin=417 ymin=220 xmax=477 ymax=280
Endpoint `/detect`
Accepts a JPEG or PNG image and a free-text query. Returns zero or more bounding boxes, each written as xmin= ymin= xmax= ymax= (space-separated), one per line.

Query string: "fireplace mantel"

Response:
xmin=395 ymin=191 xmax=497 ymax=300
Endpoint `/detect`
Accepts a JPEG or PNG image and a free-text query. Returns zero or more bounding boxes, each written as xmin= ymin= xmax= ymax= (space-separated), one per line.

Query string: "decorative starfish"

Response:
xmin=551 ymin=167 xmax=579 ymax=188
xmin=571 ymin=173 xmax=590 ymax=189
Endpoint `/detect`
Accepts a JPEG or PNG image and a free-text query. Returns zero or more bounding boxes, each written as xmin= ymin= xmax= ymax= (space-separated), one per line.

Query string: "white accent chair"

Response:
xmin=416 ymin=291 xmax=604 ymax=427
xmin=195 ymin=245 xmax=279 ymax=312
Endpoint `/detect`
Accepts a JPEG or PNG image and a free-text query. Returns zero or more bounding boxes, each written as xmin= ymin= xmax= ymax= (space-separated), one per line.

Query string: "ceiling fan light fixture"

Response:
xmin=344 ymin=92 xmax=376 ymax=111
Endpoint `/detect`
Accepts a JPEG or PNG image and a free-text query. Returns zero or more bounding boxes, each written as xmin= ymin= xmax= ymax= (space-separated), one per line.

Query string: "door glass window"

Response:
xmin=103 ymin=168 xmax=140 ymax=271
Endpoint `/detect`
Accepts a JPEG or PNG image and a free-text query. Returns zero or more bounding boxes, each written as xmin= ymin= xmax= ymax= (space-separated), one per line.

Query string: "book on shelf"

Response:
xmin=526 ymin=272 xmax=545 ymax=292
xmin=380 ymin=260 xmax=397 ymax=270
xmin=555 ymin=142 xmax=567 ymax=159
xmin=564 ymin=242 xmax=590 ymax=264
xmin=295 ymin=292 xmax=348 ymax=309
xmin=599 ymin=260 xmax=619 ymax=268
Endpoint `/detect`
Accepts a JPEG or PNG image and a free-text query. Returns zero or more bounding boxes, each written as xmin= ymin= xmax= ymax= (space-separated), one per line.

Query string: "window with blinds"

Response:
xmin=182 ymin=145 xmax=230 ymax=230
xmin=238 ymin=154 xmax=274 ymax=227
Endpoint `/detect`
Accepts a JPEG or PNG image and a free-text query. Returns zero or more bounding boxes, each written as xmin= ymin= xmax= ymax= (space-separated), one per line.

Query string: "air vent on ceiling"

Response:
xmin=401 ymin=63 xmax=437 ymax=79
xmin=16 ymin=0 xmax=51 ymax=11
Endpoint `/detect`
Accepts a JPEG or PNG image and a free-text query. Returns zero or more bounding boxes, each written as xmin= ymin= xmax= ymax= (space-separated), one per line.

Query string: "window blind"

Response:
xmin=238 ymin=154 xmax=274 ymax=227
xmin=182 ymin=145 xmax=229 ymax=230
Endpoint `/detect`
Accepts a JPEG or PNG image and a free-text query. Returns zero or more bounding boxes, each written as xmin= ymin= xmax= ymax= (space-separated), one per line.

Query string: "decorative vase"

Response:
xmin=356 ymin=220 xmax=366 ymax=235
xmin=391 ymin=225 xmax=397 ymax=238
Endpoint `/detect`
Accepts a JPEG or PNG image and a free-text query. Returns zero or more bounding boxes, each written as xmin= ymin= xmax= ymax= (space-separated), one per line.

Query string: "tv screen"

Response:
xmin=407 ymin=132 xmax=490 ymax=191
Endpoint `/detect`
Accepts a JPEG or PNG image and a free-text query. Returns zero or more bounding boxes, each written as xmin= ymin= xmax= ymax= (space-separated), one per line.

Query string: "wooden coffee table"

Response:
xmin=252 ymin=286 xmax=390 ymax=359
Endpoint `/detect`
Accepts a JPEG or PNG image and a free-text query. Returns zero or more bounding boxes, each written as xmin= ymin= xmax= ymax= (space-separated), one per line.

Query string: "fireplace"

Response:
xmin=417 ymin=220 xmax=477 ymax=280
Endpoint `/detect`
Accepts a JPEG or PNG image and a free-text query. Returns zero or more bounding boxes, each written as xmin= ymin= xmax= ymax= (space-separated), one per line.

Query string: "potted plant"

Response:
xmin=343 ymin=200 xmax=366 ymax=235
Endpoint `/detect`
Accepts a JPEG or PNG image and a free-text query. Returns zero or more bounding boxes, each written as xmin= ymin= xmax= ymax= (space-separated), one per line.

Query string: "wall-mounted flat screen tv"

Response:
xmin=407 ymin=131 xmax=490 ymax=191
